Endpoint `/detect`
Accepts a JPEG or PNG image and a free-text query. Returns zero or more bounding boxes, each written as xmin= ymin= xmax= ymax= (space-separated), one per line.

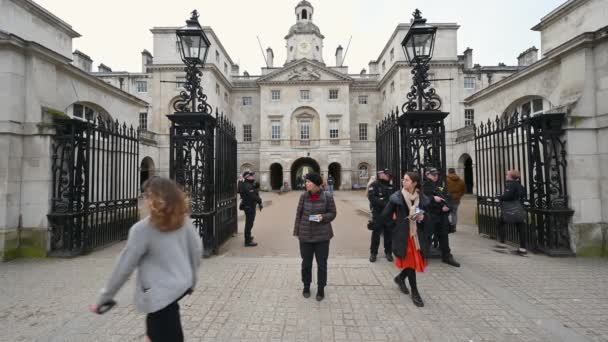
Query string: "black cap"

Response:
xmin=425 ymin=167 xmax=439 ymax=175
xmin=378 ymin=168 xmax=393 ymax=178
xmin=304 ymin=172 xmax=323 ymax=187
xmin=243 ymin=171 xmax=255 ymax=178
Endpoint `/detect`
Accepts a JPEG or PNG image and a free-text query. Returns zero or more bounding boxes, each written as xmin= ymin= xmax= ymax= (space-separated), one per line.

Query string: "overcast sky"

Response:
xmin=35 ymin=0 xmax=565 ymax=74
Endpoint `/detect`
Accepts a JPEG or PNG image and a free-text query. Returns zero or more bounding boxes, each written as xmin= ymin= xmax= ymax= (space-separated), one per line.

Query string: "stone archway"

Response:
xmin=458 ymin=154 xmax=474 ymax=194
xmin=328 ymin=162 xmax=342 ymax=190
xmin=140 ymin=157 xmax=155 ymax=190
xmin=270 ymin=163 xmax=283 ymax=190
xmin=291 ymin=157 xmax=320 ymax=190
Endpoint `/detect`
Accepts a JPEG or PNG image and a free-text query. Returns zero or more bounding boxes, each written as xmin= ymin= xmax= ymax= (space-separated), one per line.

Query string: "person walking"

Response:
xmin=89 ymin=177 xmax=202 ymax=342
xmin=382 ymin=172 xmax=428 ymax=307
xmin=496 ymin=169 xmax=528 ymax=255
xmin=238 ymin=171 xmax=262 ymax=247
xmin=422 ymin=167 xmax=460 ymax=267
xmin=293 ymin=172 xmax=337 ymax=301
xmin=367 ymin=169 xmax=395 ymax=262
xmin=327 ymin=174 xmax=335 ymax=194
xmin=446 ymin=168 xmax=466 ymax=232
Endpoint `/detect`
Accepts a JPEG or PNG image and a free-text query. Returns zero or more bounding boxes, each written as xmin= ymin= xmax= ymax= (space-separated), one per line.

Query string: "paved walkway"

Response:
xmin=1 ymin=191 xmax=607 ymax=341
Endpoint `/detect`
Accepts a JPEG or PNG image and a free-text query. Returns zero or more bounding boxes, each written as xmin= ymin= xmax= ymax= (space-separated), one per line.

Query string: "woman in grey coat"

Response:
xmin=90 ymin=177 xmax=202 ymax=342
xmin=293 ymin=172 xmax=337 ymax=301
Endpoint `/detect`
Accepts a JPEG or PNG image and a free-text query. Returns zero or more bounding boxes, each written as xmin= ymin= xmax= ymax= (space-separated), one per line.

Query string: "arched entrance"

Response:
xmin=270 ymin=163 xmax=283 ymax=190
xmin=458 ymin=154 xmax=474 ymax=194
xmin=291 ymin=157 xmax=320 ymax=190
xmin=328 ymin=162 xmax=342 ymax=190
xmin=140 ymin=157 xmax=155 ymax=190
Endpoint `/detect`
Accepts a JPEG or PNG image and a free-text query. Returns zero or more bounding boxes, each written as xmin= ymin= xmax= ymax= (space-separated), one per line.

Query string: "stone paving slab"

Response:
xmin=1 ymin=191 xmax=607 ymax=341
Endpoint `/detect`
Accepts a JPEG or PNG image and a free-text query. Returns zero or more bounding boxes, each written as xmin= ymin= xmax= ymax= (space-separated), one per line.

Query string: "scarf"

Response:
xmin=401 ymin=188 xmax=421 ymax=250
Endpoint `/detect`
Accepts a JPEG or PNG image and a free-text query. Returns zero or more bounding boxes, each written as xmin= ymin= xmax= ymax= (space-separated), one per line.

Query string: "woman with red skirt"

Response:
xmin=382 ymin=171 xmax=428 ymax=307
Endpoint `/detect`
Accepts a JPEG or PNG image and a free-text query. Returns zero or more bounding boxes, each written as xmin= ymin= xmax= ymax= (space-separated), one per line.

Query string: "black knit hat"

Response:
xmin=304 ymin=172 xmax=323 ymax=187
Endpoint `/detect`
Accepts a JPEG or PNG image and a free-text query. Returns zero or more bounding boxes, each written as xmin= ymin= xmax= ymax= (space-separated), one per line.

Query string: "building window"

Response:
xmin=271 ymin=120 xmax=281 ymax=140
xmin=136 ymin=81 xmax=147 ymax=93
xmin=300 ymin=90 xmax=310 ymax=100
xmin=176 ymin=77 xmax=186 ymax=89
xmin=224 ymin=92 xmax=228 ymax=102
xmin=358 ymin=95 xmax=368 ymax=104
xmin=242 ymin=97 xmax=252 ymax=106
xmin=390 ymin=81 xmax=395 ymax=93
xmin=139 ymin=112 xmax=148 ymax=131
xmin=329 ymin=119 xmax=339 ymax=139
xmin=464 ymin=77 xmax=475 ymax=89
xmin=382 ymin=90 xmax=386 ymax=100
xmin=464 ymin=109 xmax=474 ymax=127
xmin=73 ymin=103 xmax=84 ymax=118
xmin=300 ymin=120 xmax=310 ymax=140
xmin=271 ymin=90 xmax=281 ymax=101
xmin=215 ymin=50 xmax=220 ymax=63
xmin=224 ymin=62 xmax=228 ymax=74
xmin=73 ymin=103 xmax=95 ymax=121
xmin=390 ymin=48 xmax=394 ymax=61
xmin=243 ymin=124 xmax=252 ymax=142
xmin=359 ymin=123 xmax=368 ymax=141
xmin=382 ymin=60 xmax=386 ymax=73
xmin=359 ymin=164 xmax=369 ymax=179
xmin=216 ymin=83 xmax=220 ymax=95
xmin=329 ymin=89 xmax=339 ymax=100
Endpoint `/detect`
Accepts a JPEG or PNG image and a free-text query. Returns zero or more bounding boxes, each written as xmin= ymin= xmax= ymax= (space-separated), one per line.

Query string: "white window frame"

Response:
xmin=243 ymin=124 xmax=252 ymax=142
xmin=359 ymin=123 xmax=368 ymax=141
xmin=329 ymin=119 xmax=339 ymax=139
xmin=139 ymin=112 xmax=148 ymax=131
xmin=242 ymin=97 xmax=252 ymax=106
xmin=271 ymin=90 xmax=281 ymax=101
xmin=464 ymin=109 xmax=474 ymax=127
xmin=329 ymin=89 xmax=339 ymax=100
xmin=464 ymin=77 xmax=476 ymax=89
xmin=271 ymin=120 xmax=281 ymax=140
xmin=359 ymin=164 xmax=369 ymax=179
xmin=300 ymin=89 xmax=310 ymax=101
xmin=358 ymin=95 xmax=368 ymax=105
xmin=300 ymin=119 xmax=310 ymax=140
xmin=136 ymin=80 xmax=147 ymax=93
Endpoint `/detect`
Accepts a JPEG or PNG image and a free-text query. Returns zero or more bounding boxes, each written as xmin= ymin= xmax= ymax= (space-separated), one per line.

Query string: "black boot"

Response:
xmin=369 ymin=254 xmax=377 ymax=262
xmin=442 ymin=255 xmax=460 ymax=267
xmin=393 ymin=272 xmax=409 ymax=295
xmin=316 ymin=287 xmax=325 ymax=301
xmin=411 ymin=289 xmax=424 ymax=307
xmin=245 ymin=240 xmax=258 ymax=247
xmin=386 ymin=253 xmax=394 ymax=262
xmin=302 ymin=285 xmax=311 ymax=298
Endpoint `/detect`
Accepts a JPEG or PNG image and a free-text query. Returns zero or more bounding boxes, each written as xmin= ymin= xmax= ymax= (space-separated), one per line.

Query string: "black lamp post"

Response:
xmin=401 ymin=9 xmax=441 ymax=112
xmin=173 ymin=10 xmax=212 ymax=114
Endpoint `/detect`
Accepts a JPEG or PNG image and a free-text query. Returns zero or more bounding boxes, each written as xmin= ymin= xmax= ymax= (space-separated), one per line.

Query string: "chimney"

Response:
xmin=141 ymin=50 xmax=153 ymax=73
xmin=463 ymin=47 xmax=473 ymax=69
xmin=266 ymin=47 xmax=274 ymax=68
xmin=360 ymin=68 xmax=367 ymax=76
xmin=97 ymin=63 xmax=112 ymax=73
xmin=243 ymin=71 xmax=250 ymax=78
xmin=72 ymin=50 xmax=92 ymax=72
xmin=335 ymin=45 xmax=344 ymax=66
xmin=517 ymin=46 xmax=538 ymax=67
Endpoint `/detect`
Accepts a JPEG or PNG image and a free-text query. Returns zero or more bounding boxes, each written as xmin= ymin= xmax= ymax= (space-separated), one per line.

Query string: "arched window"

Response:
xmin=503 ymin=96 xmax=551 ymax=120
xmin=358 ymin=164 xmax=369 ymax=179
xmin=302 ymin=9 xmax=308 ymax=19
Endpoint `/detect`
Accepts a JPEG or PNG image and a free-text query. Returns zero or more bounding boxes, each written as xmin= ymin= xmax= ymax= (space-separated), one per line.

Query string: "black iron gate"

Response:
xmin=475 ymin=112 xmax=574 ymax=256
xmin=168 ymin=110 xmax=237 ymax=256
xmin=48 ymin=118 xmax=139 ymax=256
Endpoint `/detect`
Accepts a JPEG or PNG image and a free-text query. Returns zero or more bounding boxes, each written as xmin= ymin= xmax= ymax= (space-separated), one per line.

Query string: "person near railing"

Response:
xmin=367 ymin=169 xmax=395 ymax=262
xmin=496 ymin=169 xmax=527 ymax=255
xmin=422 ymin=167 xmax=461 ymax=267
xmin=446 ymin=168 xmax=466 ymax=232
xmin=382 ymin=172 xmax=429 ymax=307
xmin=293 ymin=172 xmax=337 ymax=302
xmin=89 ymin=177 xmax=202 ymax=342
xmin=238 ymin=171 xmax=263 ymax=247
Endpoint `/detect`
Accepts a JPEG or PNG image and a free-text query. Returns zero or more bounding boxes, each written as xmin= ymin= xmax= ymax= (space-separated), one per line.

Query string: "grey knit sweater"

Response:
xmin=96 ymin=216 xmax=203 ymax=314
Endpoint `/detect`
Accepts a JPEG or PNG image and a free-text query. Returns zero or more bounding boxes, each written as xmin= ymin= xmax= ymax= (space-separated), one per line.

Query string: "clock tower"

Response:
xmin=285 ymin=1 xmax=325 ymax=65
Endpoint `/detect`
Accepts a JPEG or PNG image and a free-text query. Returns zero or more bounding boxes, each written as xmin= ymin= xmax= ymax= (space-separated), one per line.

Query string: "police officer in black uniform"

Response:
xmin=422 ymin=167 xmax=460 ymax=267
xmin=367 ymin=169 xmax=395 ymax=262
xmin=238 ymin=171 xmax=262 ymax=247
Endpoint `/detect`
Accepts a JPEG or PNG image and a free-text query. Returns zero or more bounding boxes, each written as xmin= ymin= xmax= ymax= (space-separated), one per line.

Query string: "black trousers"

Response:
xmin=424 ymin=214 xmax=452 ymax=259
xmin=146 ymin=300 xmax=183 ymax=342
xmin=300 ymin=240 xmax=330 ymax=287
xmin=370 ymin=219 xmax=392 ymax=255
xmin=244 ymin=207 xmax=256 ymax=242
xmin=498 ymin=219 xmax=527 ymax=249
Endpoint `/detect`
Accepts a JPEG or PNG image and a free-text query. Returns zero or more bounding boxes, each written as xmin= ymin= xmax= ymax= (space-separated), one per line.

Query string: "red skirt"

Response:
xmin=395 ymin=236 xmax=427 ymax=272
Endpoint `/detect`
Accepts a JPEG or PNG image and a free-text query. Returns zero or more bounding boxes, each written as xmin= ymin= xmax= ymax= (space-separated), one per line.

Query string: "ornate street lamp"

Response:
xmin=401 ymin=9 xmax=440 ymax=112
xmin=173 ymin=10 xmax=212 ymax=114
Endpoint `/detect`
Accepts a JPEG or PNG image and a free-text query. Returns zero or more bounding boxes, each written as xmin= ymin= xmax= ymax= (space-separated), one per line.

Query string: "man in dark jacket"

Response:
xmin=422 ymin=167 xmax=460 ymax=267
xmin=239 ymin=171 xmax=262 ymax=247
xmin=367 ymin=169 xmax=395 ymax=262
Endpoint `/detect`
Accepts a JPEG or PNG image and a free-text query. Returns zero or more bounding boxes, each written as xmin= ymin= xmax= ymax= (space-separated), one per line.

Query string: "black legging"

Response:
xmin=498 ymin=219 xmax=527 ymax=249
xmin=397 ymin=268 xmax=419 ymax=292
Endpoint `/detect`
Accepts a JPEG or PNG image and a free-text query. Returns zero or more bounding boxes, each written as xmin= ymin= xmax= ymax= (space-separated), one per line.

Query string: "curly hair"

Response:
xmin=142 ymin=177 xmax=190 ymax=232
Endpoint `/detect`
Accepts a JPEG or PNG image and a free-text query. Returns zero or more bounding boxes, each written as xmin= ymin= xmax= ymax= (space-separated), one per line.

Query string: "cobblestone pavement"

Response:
xmin=1 ymin=191 xmax=607 ymax=342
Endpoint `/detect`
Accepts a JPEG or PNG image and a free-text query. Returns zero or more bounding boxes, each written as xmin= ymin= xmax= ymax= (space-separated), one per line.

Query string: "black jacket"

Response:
xmin=239 ymin=180 xmax=262 ymax=208
xmin=498 ymin=180 xmax=525 ymax=202
xmin=381 ymin=191 xmax=430 ymax=258
xmin=367 ymin=179 xmax=394 ymax=216
xmin=422 ymin=180 xmax=453 ymax=216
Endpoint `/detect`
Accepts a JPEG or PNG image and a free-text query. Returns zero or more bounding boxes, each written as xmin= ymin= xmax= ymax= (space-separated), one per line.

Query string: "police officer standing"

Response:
xmin=239 ymin=171 xmax=262 ymax=247
xmin=368 ymin=169 xmax=395 ymax=262
xmin=422 ymin=167 xmax=460 ymax=267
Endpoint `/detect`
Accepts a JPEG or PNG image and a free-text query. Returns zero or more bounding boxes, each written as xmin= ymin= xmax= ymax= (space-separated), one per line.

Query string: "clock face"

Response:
xmin=299 ymin=41 xmax=311 ymax=54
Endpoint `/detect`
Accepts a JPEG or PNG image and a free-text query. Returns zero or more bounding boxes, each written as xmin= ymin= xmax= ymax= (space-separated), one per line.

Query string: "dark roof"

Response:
xmin=285 ymin=22 xmax=323 ymax=39
xmin=296 ymin=0 xmax=312 ymax=8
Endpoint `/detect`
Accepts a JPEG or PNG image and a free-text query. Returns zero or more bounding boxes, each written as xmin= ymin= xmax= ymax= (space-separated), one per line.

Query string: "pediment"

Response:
xmin=257 ymin=60 xmax=352 ymax=83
